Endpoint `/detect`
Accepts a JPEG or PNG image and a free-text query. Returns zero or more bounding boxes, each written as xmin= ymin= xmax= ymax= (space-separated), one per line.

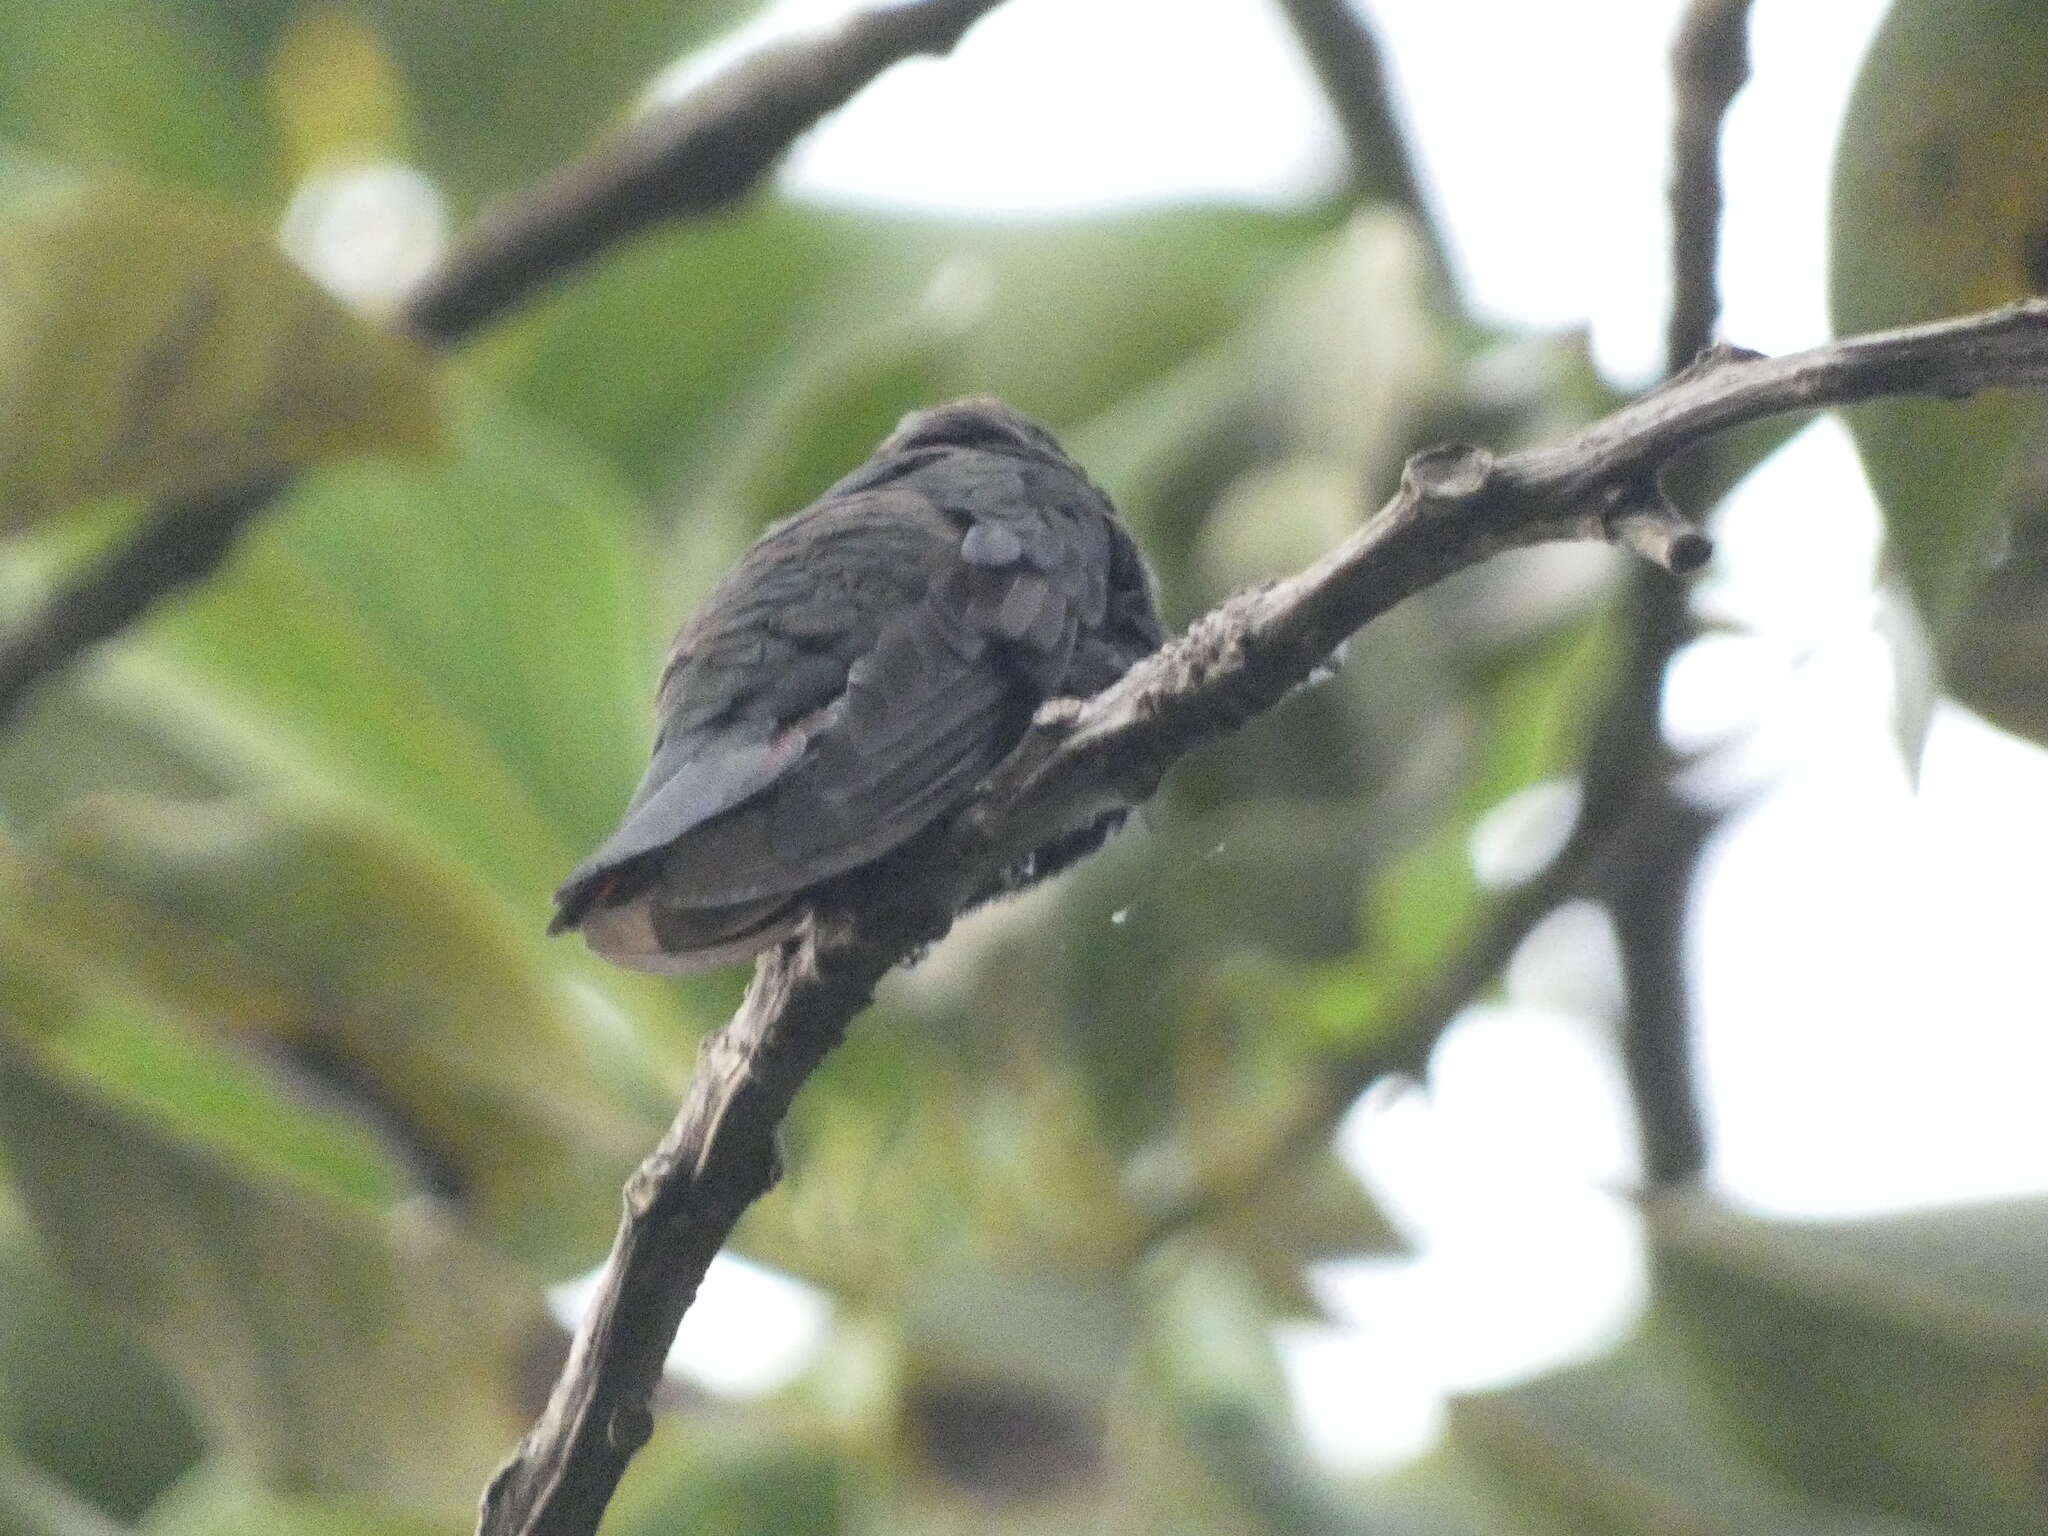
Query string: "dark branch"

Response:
xmin=487 ymin=298 xmax=2048 ymax=1534
xmin=1602 ymin=0 xmax=1758 ymax=1189
xmin=0 ymin=0 xmax=1015 ymax=733
xmin=479 ymin=928 xmax=918 ymax=1535
xmin=993 ymin=303 xmax=2048 ymax=852
xmin=0 ymin=474 xmax=287 ymax=729
xmin=1666 ymin=0 xmax=1753 ymax=371
xmin=1274 ymin=0 xmax=1453 ymax=285
xmin=1606 ymin=787 xmax=1717 ymax=1184
xmin=1133 ymin=771 xmax=1630 ymax=1245
xmin=402 ymin=0 xmax=1011 ymax=344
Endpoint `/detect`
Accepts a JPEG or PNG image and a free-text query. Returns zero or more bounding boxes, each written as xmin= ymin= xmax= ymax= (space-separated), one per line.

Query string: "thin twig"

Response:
xmin=0 ymin=474 xmax=287 ymax=727
xmin=0 ymin=0 xmax=1015 ymax=732
xmin=401 ymin=0 xmax=1012 ymax=344
xmin=479 ymin=929 xmax=918 ymax=1536
xmin=1605 ymin=0 xmax=1758 ymax=1187
xmin=1666 ymin=0 xmax=1754 ymax=373
xmin=1607 ymin=786 xmax=1717 ymax=1184
xmin=488 ymin=297 xmax=2048 ymax=1535
xmin=1273 ymin=0 xmax=1453 ymax=286
xmin=1134 ymin=782 xmax=1626 ymax=1246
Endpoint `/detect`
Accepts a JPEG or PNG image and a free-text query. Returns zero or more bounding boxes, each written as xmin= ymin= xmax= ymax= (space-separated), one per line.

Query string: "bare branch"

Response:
xmin=1666 ymin=0 xmax=1754 ymax=370
xmin=1607 ymin=788 xmax=1717 ymax=1184
xmin=1160 ymin=0 xmax=1756 ymax=1210
xmin=0 ymin=474 xmax=287 ymax=729
xmin=488 ymin=298 xmax=2048 ymax=1534
xmin=1274 ymin=0 xmax=1453 ymax=285
xmin=0 ymin=0 xmax=1015 ymax=731
xmin=1602 ymin=0 xmax=1758 ymax=1189
xmin=402 ymin=0 xmax=1013 ymax=344
xmin=990 ymin=305 xmax=2048 ymax=851
xmin=479 ymin=928 xmax=920 ymax=1536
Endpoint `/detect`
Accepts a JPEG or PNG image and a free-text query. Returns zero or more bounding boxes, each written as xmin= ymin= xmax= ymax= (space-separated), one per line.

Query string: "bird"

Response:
xmin=550 ymin=397 xmax=1165 ymax=973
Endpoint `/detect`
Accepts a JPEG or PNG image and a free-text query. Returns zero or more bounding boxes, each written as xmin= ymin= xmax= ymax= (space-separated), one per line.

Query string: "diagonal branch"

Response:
xmin=400 ymin=0 xmax=1012 ymax=344
xmin=1666 ymin=0 xmax=1754 ymax=373
xmin=484 ymin=297 xmax=2048 ymax=1536
xmin=0 ymin=0 xmax=1015 ymax=732
xmin=1273 ymin=0 xmax=1453 ymax=286
xmin=0 ymin=474 xmax=287 ymax=726
xmin=1605 ymin=0 xmax=1758 ymax=1188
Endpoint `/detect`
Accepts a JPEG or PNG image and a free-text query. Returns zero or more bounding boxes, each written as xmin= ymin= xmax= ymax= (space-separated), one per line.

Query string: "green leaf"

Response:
xmin=13 ymin=794 xmax=660 ymax=1268
xmin=746 ymin=1032 xmax=1138 ymax=1302
xmin=1651 ymin=1193 xmax=2048 ymax=1535
xmin=135 ymin=391 xmax=654 ymax=904
xmin=576 ymin=1422 xmax=844 ymax=1536
xmin=1146 ymin=1252 xmax=1366 ymax=1536
xmin=0 ymin=935 xmax=404 ymax=1210
xmin=0 ymin=1035 xmax=541 ymax=1517
xmin=1944 ymin=450 xmax=2048 ymax=746
xmin=0 ymin=1450 xmax=137 ymax=1536
xmin=1449 ymin=1322 xmax=1944 ymax=1535
xmin=0 ymin=0 xmax=275 ymax=199
xmin=0 ymin=659 xmax=245 ymax=832
xmin=1206 ymin=1148 xmax=1403 ymax=1314
xmin=0 ymin=1222 xmax=203 ymax=1523
xmin=1347 ymin=1448 xmax=1557 ymax=1536
xmin=907 ymin=1263 xmax=1136 ymax=1408
xmin=1303 ymin=611 xmax=1615 ymax=1049
xmin=156 ymin=0 xmax=753 ymax=207
xmin=0 ymin=162 xmax=440 ymax=533
xmin=483 ymin=200 xmax=1338 ymax=499
xmin=0 ymin=0 xmax=751 ymax=206
xmin=1830 ymin=0 xmax=2048 ymax=635
xmin=141 ymin=1464 xmax=466 ymax=1536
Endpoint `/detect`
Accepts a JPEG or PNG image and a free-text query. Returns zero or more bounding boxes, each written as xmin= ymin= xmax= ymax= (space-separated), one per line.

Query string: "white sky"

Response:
xmin=569 ymin=0 xmax=2048 ymax=1476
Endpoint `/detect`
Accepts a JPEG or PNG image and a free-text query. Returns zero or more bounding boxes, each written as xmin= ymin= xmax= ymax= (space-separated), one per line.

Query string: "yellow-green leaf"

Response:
xmin=0 ymin=1037 xmax=540 ymax=1516
xmin=1831 ymin=0 xmax=2048 ymax=637
xmin=265 ymin=7 xmax=414 ymax=177
xmin=0 ymin=164 xmax=439 ymax=532
xmin=1448 ymin=1323 xmax=1944 ymax=1535
xmin=1652 ymin=1193 xmax=2048 ymax=1534
xmin=12 ymin=793 xmax=661 ymax=1269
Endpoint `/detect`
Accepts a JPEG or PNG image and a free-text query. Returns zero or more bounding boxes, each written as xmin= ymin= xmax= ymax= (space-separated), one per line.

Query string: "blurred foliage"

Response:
xmin=0 ymin=1 xmax=2040 ymax=1533
xmin=0 ymin=152 xmax=439 ymax=533
xmin=1831 ymin=0 xmax=2048 ymax=752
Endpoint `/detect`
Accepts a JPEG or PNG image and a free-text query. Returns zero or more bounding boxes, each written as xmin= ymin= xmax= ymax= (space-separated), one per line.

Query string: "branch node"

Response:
xmin=1668 ymin=339 xmax=1765 ymax=386
xmin=1613 ymin=507 xmax=1714 ymax=574
xmin=606 ymin=1402 xmax=654 ymax=1456
xmin=1402 ymin=442 xmax=1495 ymax=501
xmin=1032 ymin=695 xmax=1087 ymax=731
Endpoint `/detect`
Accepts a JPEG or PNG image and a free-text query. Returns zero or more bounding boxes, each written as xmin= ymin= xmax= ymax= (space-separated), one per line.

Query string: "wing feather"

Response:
xmin=548 ymin=723 xmax=805 ymax=928
xmin=553 ymin=415 xmax=1161 ymax=963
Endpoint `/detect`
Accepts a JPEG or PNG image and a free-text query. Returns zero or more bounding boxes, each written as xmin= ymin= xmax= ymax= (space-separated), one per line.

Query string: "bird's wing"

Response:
xmin=548 ymin=721 xmax=806 ymax=929
xmin=555 ymin=464 xmax=1117 ymax=928
xmin=647 ymin=564 xmax=1022 ymax=907
xmin=549 ymin=495 xmax=935 ymax=928
xmin=650 ymin=474 xmax=1114 ymax=908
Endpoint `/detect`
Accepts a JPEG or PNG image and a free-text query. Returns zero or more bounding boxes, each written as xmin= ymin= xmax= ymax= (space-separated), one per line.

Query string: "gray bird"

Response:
xmin=550 ymin=397 xmax=1164 ymax=972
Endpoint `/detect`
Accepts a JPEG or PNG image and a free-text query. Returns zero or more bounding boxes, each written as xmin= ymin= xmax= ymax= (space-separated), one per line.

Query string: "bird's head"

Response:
xmin=879 ymin=396 xmax=1071 ymax=465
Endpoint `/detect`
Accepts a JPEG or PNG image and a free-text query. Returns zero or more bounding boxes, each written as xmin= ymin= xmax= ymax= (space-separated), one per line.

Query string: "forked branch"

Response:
xmin=0 ymin=0 xmax=1014 ymax=729
xmin=483 ymin=297 xmax=2048 ymax=1536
